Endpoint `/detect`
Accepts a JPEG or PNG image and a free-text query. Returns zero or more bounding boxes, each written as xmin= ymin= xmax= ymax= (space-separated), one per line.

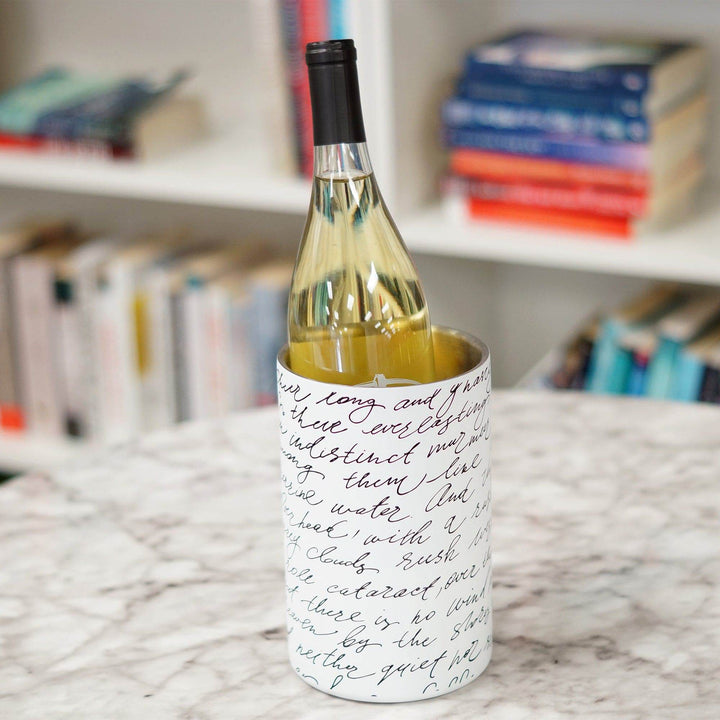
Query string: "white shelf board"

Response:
xmin=402 ymin=187 xmax=720 ymax=286
xmin=0 ymin=128 xmax=311 ymax=214
xmin=0 ymin=433 xmax=94 ymax=474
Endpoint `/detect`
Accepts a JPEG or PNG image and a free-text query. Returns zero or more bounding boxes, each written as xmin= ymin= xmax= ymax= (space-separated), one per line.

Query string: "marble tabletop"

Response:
xmin=1 ymin=390 xmax=719 ymax=719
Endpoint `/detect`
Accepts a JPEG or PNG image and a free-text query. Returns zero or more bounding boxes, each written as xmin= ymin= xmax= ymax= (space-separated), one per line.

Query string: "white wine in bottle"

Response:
xmin=288 ymin=39 xmax=435 ymax=387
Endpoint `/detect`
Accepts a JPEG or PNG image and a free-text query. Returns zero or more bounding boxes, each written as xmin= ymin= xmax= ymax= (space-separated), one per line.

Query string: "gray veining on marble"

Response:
xmin=1 ymin=391 xmax=719 ymax=719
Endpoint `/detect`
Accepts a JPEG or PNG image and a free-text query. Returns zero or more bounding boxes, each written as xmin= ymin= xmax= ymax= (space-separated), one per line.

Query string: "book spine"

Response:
xmin=55 ymin=278 xmax=85 ymax=436
xmin=458 ymin=79 xmax=647 ymax=117
xmin=450 ymin=148 xmax=649 ymax=191
xmin=298 ymin=0 xmax=328 ymax=176
xmin=249 ymin=279 xmax=291 ymax=406
xmin=229 ymin=295 xmax=254 ymax=411
xmin=0 ymin=131 xmax=133 ymax=159
xmin=466 ymin=197 xmax=632 ymax=239
xmin=462 ymin=59 xmax=650 ymax=95
xmin=11 ymin=256 xmax=63 ymax=436
xmin=445 ymin=127 xmax=649 ymax=170
xmin=328 ymin=0 xmax=347 ymax=38
xmin=446 ymin=175 xmax=647 ymax=217
xmin=442 ymin=97 xmax=650 ymax=143
xmin=143 ymin=271 xmax=176 ymax=429
xmin=180 ymin=286 xmax=209 ymax=420
xmin=203 ymin=286 xmax=231 ymax=418
xmin=626 ymin=351 xmax=650 ymax=396
xmin=95 ymin=263 xmax=141 ymax=443
xmin=699 ymin=366 xmax=720 ymax=403
xmin=645 ymin=338 xmax=681 ymax=399
xmin=0 ymin=258 xmax=24 ymax=430
xmin=671 ymin=351 xmax=706 ymax=402
xmin=279 ymin=0 xmax=306 ymax=174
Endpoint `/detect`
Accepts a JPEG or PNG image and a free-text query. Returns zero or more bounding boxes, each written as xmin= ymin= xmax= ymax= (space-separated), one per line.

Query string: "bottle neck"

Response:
xmin=313 ymin=142 xmax=373 ymax=180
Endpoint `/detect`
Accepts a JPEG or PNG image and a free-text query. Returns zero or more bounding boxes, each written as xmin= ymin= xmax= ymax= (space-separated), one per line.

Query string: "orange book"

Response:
xmin=451 ymin=149 xmax=649 ymax=192
xmin=467 ymin=197 xmax=632 ymax=240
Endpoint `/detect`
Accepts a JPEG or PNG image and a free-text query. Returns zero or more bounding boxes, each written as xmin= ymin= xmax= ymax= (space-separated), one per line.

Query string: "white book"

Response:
xmin=179 ymin=285 xmax=209 ymax=421
xmin=229 ymin=288 xmax=255 ymax=412
xmin=10 ymin=250 xmax=65 ymax=436
xmin=140 ymin=266 xmax=178 ymax=430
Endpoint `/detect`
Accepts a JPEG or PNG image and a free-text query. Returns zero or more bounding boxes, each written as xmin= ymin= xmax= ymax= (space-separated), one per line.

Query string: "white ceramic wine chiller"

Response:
xmin=276 ymin=327 xmax=492 ymax=703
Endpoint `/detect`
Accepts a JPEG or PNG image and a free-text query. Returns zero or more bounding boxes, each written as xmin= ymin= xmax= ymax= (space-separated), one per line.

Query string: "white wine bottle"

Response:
xmin=288 ymin=39 xmax=435 ymax=387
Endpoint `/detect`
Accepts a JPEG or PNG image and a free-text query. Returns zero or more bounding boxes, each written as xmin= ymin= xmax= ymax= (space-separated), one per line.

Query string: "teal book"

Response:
xmin=670 ymin=322 xmax=720 ymax=402
xmin=585 ymin=285 xmax=681 ymax=394
xmin=645 ymin=338 xmax=681 ymax=398
xmin=647 ymin=292 xmax=720 ymax=399
xmin=0 ymin=69 xmax=116 ymax=135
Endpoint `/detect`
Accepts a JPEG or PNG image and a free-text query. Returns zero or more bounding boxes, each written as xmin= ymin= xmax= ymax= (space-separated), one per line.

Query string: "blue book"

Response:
xmin=463 ymin=30 xmax=703 ymax=106
xmin=444 ymin=126 xmax=647 ymax=169
xmin=458 ymin=78 xmax=648 ymax=118
xmin=442 ymin=96 xmax=649 ymax=143
xmin=626 ymin=352 xmax=650 ymax=396
xmin=33 ymin=71 xmax=188 ymax=142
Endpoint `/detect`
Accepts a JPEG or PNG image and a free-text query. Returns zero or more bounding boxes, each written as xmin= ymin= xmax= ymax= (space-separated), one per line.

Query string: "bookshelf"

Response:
xmin=0 ymin=0 xmax=719 ymax=470
xmin=0 ymin=129 xmax=312 ymax=214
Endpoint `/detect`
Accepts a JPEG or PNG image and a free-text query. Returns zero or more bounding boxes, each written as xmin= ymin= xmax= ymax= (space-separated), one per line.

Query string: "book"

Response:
xmin=10 ymin=235 xmax=82 ymax=436
xmin=444 ymin=95 xmax=706 ymax=173
xmin=247 ymin=259 xmax=293 ymax=405
xmin=0 ymin=221 xmax=75 ymax=431
xmin=461 ymin=30 xmax=706 ymax=116
xmin=0 ymin=94 xmax=207 ymax=161
xmin=670 ymin=323 xmax=720 ymax=402
xmin=445 ymin=154 xmax=703 ymax=220
xmin=170 ymin=247 xmax=259 ymax=421
xmin=94 ymin=239 xmax=176 ymax=442
xmin=699 ymin=366 xmax=720 ymax=403
xmin=644 ymin=292 xmax=720 ymax=399
xmin=249 ymin=0 xmax=296 ymax=175
xmin=62 ymin=236 xmax=121 ymax=439
xmin=585 ymin=285 xmax=682 ymax=394
xmin=0 ymin=69 xmax=118 ymax=135
xmin=443 ymin=89 xmax=707 ymax=146
xmin=443 ymin=96 xmax=650 ymax=143
xmin=449 ymin=148 xmax=703 ymax=193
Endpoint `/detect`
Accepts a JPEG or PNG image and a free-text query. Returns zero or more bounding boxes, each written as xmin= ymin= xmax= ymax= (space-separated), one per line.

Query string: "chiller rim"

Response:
xmin=277 ymin=325 xmax=490 ymax=390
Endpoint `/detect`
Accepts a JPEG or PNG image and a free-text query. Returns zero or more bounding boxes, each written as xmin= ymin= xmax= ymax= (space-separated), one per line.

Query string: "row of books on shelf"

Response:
xmin=441 ymin=29 xmax=708 ymax=239
xmin=538 ymin=284 xmax=720 ymax=402
xmin=0 ymin=67 xmax=207 ymax=160
xmin=0 ymin=221 xmax=292 ymax=442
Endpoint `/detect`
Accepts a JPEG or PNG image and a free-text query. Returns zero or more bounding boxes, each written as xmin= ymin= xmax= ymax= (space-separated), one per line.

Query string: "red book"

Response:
xmin=450 ymin=148 xmax=649 ymax=193
xmin=446 ymin=175 xmax=647 ymax=217
xmin=298 ymin=0 xmax=328 ymax=176
xmin=466 ymin=197 xmax=632 ymax=240
xmin=0 ymin=131 xmax=132 ymax=159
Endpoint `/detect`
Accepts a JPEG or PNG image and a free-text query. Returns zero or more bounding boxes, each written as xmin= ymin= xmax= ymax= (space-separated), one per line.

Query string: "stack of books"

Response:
xmin=279 ymin=0 xmax=349 ymax=176
xmin=441 ymin=30 xmax=708 ymax=239
xmin=0 ymin=221 xmax=292 ymax=442
xmin=539 ymin=284 xmax=720 ymax=402
xmin=0 ymin=68 xmax=206 ymax=160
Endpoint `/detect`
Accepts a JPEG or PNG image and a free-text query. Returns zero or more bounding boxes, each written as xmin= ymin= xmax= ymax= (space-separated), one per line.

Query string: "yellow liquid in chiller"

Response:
xmin=288 ymin=172 xmax=435 ymax=386
xmin=289 ymin=314 xmax=435 ymax=386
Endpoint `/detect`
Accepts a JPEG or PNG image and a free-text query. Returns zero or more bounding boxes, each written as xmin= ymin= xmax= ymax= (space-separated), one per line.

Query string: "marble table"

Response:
xmin=1 ymin=391 xmax=719 ymax=719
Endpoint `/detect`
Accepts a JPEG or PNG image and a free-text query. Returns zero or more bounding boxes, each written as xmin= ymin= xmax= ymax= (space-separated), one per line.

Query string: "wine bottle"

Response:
xmin=288 ymin=39 xmax=435 ymax=387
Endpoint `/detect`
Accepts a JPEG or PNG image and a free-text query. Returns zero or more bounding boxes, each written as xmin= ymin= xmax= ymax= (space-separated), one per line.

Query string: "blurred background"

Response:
xmin=0 ymin=0 xmax=719 ymax=476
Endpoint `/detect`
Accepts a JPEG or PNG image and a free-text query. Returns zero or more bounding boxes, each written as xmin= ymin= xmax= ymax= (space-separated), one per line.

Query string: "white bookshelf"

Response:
xmin=402 ymin=184 xmax=720 ymax=286
xmin=0 ymin=129 xmax=311 ymax=214
xmin=0 ymin=0 xmax=719 ymax=470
